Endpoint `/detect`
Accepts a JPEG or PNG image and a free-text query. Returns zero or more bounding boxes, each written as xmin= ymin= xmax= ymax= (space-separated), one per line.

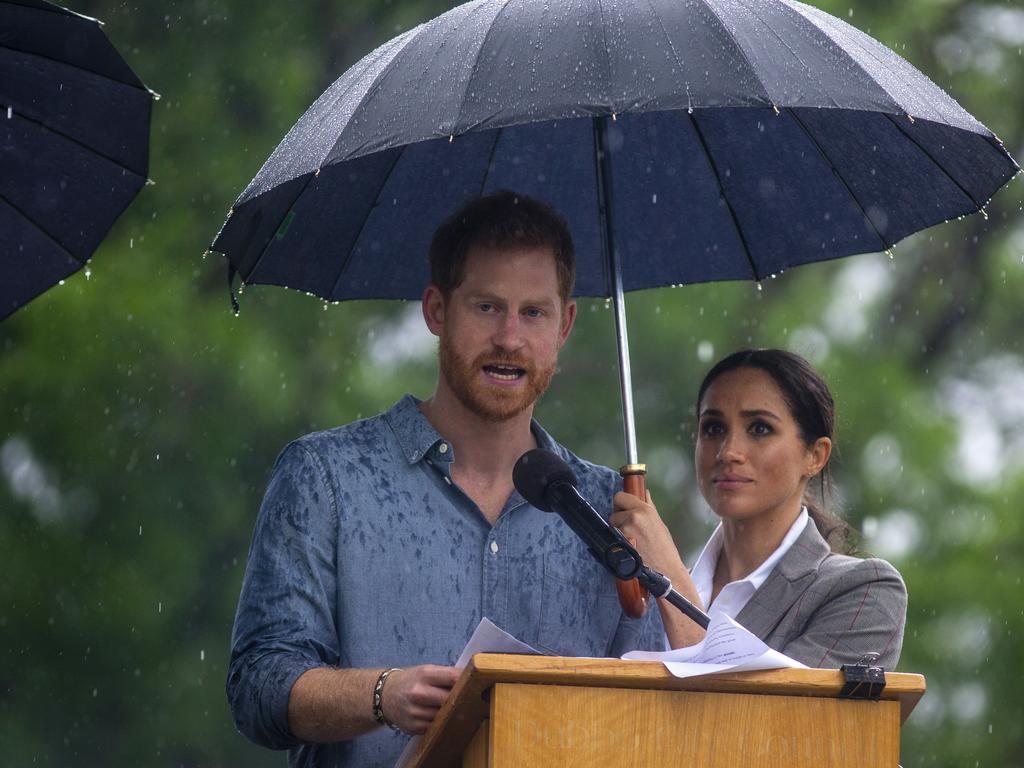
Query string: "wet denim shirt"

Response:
xmin=227 ymin=395 xmax=664 ymax=768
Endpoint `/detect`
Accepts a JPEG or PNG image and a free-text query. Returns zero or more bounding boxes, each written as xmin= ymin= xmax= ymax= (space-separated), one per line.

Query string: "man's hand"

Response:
xmin=381 ymin=664 xmax=461 ymax=735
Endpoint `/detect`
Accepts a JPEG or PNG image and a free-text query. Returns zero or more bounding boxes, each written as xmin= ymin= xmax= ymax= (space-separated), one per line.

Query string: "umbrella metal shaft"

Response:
xmin=593 ymin=116 xmax=639 ymax=466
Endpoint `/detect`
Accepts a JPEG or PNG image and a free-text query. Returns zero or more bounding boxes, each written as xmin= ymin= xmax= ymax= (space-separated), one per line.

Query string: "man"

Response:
xmin=227 ymin=191 xmax=663 ymax=767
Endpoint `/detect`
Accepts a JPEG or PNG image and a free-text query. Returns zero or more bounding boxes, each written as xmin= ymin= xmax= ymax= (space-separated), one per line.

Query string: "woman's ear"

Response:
xmin=806 ymin=436 xmax=832 ymax=477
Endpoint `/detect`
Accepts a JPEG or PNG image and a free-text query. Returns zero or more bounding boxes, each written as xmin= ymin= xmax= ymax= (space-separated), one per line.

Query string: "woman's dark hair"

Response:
xmin=696 ymin=348 xmax=856 ymax=554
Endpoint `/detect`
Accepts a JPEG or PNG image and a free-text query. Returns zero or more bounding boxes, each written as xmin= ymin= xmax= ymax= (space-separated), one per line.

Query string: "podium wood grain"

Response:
xmin=405 ymin=654 xmax=925 ymax=768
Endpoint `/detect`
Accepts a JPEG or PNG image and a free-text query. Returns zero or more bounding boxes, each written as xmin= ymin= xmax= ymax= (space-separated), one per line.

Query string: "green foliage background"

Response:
xmin=1 ymin=0 xmax=1022 ymax=765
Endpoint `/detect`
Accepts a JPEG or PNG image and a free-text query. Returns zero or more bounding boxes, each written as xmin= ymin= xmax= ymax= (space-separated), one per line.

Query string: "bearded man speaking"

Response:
xmin=226 ymin=191 xmax=665 ymax=768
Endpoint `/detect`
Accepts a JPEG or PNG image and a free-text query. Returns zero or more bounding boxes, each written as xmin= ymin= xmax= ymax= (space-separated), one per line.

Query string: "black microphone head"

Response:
xmin=513 ymin=449 xmax=578 ymax=512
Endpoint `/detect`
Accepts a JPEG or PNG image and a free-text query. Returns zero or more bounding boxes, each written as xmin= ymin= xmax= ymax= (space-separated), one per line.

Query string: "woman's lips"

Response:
xmin=713 ymin=476 xmax=752 ymax=490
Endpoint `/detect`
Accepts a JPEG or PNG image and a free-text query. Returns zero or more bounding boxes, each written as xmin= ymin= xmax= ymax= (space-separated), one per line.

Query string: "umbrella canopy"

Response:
xmin=1 ymin=0 xmax=152 ymax=320
xmin=211 ymin=0 xmax=1017 ymax=303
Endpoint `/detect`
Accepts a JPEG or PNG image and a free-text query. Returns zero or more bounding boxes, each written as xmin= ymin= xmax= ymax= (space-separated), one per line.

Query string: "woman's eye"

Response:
xmin=750 ymin=421 xmax=773 ymax=436
xmin=701 ymin=421 xmax=724 ymax=437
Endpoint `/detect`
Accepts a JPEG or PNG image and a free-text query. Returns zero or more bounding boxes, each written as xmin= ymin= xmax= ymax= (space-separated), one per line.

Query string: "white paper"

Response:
xmin=622 ymin=612 xmax=806 ymax=678
xmin=453 ymin=616 xmax=541 ymax=668
xmin=395 ymin=618 xmax=540 ymax=767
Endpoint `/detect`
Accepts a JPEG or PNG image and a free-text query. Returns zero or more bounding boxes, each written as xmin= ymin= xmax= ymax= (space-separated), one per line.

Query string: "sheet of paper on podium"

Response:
xmin=622 ymin=611 xmax=805 ymax=677
xmin=395 ymin=618 xmax=540 ymax=767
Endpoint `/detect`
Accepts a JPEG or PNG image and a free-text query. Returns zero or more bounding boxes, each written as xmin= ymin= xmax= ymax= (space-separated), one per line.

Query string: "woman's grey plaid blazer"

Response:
xmin=734 ymin=518 xmax=907 ymax=670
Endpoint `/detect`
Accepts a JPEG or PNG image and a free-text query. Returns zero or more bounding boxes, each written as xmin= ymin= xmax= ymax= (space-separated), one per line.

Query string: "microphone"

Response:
xmin=513 ymin=449 xmax=642 ymax=580
xmin=513 ymin=449 xmax=710 ymax=629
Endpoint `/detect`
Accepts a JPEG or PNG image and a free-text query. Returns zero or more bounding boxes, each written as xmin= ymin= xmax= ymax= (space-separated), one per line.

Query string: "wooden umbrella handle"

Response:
xmin=616 ymin=464 xmax=650 ymax=618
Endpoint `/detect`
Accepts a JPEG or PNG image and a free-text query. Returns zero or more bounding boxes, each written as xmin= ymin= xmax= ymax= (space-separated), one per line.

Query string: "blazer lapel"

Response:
xmin=736 ymin=519 xmax=831 ymax=640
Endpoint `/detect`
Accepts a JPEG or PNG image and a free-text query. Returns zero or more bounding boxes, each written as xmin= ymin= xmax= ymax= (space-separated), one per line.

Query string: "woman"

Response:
xmin=612 ymin=349 xmax=907 ymax=669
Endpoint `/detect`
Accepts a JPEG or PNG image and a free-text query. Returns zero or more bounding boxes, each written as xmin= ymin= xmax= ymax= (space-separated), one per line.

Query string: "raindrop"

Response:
xmin=980 ymin=208 xmax=989 ymax=220
xmin=756 ymin=282 xmax=763 ymax=291
xmin=200 ymin=649 xmax=205 ymax=661
xmin=885 ymin=249 xmax=895 ymax=260
xmin=652 ymin=193 xmax=657 ymax=204
xmin=138 ymin=525 xmax=142 ymax=536
xmin=130 ymin=238 xmax=134 ymax=249
xmin=158 ymin=601 xmax=162 ymax=613
xmin=6 ymin=106 xmax=11 ymax=119
xmin=84 ymin=266 xmax=92 ymax=280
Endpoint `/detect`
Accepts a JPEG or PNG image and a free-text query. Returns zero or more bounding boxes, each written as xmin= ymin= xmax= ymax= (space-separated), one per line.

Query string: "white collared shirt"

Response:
xmin=690 ymin=508 xmax=810 ymax=620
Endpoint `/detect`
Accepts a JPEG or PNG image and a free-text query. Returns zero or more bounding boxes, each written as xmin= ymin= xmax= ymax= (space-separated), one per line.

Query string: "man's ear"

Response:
xmin=422 ymin=285 xmax=446 ymax=337
xmin=558 ymin=299 xmax=577 ymax=348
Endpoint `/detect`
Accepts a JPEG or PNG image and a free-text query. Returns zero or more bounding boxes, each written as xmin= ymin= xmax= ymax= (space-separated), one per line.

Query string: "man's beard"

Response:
xmin=439 ymin=334 xmax=556 ymax=422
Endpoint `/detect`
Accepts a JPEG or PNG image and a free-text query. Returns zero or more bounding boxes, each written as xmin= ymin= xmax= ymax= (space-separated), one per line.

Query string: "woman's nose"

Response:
xmin=717 ymin=434 xmax=743 ymax=462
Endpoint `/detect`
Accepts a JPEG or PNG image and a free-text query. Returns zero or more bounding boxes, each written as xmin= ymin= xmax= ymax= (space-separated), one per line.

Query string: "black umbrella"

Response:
xmin=1 ymin=0 xmax=153 ymax=320
xmin=211 ymin=0 xmax=1018 ymax=467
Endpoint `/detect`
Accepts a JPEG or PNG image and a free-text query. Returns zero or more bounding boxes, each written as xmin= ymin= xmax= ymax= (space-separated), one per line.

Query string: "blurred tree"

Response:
xmin=1 ymin=0 xmax=1020 ymax=765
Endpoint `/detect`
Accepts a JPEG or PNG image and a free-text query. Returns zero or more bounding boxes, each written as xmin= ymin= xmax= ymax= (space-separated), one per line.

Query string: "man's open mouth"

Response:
xmin=483 ymin=364 xmax=526 ymax=381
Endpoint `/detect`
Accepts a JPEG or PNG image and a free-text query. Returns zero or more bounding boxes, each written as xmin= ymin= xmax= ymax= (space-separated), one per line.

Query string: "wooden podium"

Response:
xmin=404 ymin=654 xmax=925 ymax=768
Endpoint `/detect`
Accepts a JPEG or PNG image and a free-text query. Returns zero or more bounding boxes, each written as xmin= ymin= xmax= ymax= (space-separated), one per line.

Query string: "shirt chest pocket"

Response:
xmin=537 ymin=550 xmax=622 ymax=658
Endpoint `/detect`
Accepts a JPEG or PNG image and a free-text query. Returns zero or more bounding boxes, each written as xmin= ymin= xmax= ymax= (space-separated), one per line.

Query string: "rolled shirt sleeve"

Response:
xmin=227 ymin=442 xmax=340 ymax=749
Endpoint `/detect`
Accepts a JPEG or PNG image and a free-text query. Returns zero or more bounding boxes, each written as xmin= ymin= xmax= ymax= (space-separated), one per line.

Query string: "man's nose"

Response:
xmin=492 ymin=313 xmax=525 ymax=350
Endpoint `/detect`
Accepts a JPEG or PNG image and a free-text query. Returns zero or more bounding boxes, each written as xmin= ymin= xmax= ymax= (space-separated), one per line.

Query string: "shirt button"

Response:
xmin=489 ymin=540 xmax=499 ymax=554
xmin=438 ymin=443 xmax=449 ymax=454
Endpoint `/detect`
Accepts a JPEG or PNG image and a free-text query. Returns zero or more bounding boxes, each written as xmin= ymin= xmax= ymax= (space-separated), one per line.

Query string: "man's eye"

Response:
xmin=478 ymin=303 xmax=494 ymax=313
xmin=524 ymin=308 xmax=544 ymax=318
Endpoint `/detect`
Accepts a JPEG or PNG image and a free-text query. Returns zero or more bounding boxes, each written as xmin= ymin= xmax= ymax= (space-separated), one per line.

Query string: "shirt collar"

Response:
xmin=690 ymin=507 xmax=810 ymax=606
xmin=383 ymin=394 xmax=560 ymax=465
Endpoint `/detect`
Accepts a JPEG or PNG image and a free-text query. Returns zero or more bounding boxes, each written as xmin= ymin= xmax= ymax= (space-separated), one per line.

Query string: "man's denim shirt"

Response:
xmin=227 ymin=395 xmax=664 ymax=767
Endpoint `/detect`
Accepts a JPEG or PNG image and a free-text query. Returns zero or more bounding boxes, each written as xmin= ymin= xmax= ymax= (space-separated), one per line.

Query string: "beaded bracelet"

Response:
xmin=372 ymin=667 xmax=402 ymax=731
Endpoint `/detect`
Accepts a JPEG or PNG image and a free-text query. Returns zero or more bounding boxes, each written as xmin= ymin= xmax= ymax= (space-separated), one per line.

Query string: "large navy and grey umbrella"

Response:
xmin=211 ymin=0 xmax=1018 ymax=466
xmin=1 ymin=0 xmax=153 ymax=320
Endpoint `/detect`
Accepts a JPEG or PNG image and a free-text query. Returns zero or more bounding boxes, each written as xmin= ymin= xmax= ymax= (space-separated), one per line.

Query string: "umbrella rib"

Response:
xmin=0 ymin=42 xmax=147 ymax=91
xmin=686 ymin=111 xmax=760 ymax=280
xmin=326 ymin=25 xmax=428 ymax=165
xmin=2 ymin=102 xmax=149 ymax=179
xmin=881 ymin=112 xmax=984 ymax=209
xmin=787 ymin=108 xmax=890 ymax=251
xmin=692 ymin=0 xmax=774 ymax=104
xmin=326 ymin=144 xmax=409 ymax=301
xmin=0 ymin=190 xmax=83 ymax=263
xmin=476 ymin=127 xmax=503 ymax=196
xmin=451 ymin=0 xmax=516 ymax=134
xmin=239 ymin=172 xmax=317 ymax=286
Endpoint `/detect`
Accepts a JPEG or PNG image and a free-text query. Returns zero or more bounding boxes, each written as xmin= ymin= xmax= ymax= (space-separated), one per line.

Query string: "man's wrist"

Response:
xmin=372 ymin=667 xmax=402 ymax=731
